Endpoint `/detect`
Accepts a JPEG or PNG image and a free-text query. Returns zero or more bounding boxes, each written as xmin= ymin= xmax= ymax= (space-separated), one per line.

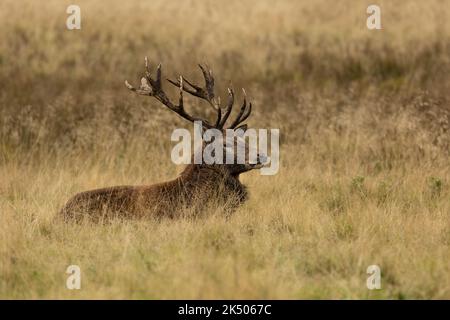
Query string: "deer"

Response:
xmin=59 ymin=58 xmax=268 ymax=222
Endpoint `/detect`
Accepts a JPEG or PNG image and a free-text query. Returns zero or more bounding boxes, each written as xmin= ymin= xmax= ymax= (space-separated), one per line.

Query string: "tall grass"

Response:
xmin=0 ymin=0 xmax=449 ymax=298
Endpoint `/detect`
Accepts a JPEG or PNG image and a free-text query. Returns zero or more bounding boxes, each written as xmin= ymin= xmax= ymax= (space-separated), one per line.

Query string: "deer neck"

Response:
xmin=179 ymin=164 xmax=234 ymax=181
xmin=170 ymin=164 xmax=248 ymax=204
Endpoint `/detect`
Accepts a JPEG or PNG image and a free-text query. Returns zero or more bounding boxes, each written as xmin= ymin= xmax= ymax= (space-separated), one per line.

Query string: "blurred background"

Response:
xmin=1 ymin=0 xmax=449 ymax=157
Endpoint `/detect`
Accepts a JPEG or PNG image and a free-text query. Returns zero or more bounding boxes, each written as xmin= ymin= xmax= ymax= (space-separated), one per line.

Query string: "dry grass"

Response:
xmin=1 ymin=0 xmax=450 ymax=299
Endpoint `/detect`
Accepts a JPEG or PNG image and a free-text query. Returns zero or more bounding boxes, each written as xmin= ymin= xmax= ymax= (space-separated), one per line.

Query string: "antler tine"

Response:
xmin=167 ymin=64 xmax=222 ymax=127
xmin=167 ymin=77 xmax=199 ymax=98
xmin=126 ymin=59 xmax=253 ymax=130
xmin=228 ymin=88 xmax=252 ymax=129
xmin=125 ymin=61 xmax=216 ymax=129
xmin=155 ymin=63 xmax=162 ymax=88
xmin=125 ymin=78 xmax=152 ymax=96
xmin=178 ymin=75 xmax=184 ymax=108
xmin=198 ymin=64 xmax=215 ymax=101
xmin=145 ymin=56 xmax=151 ymax=74
xmin=167 ymin=75 xmax=222 ymax=126
xmin=238 ymin=102 xmax=252 ymax=124
xmin=167 ymin=65 xmax=216 ymax=106
xmin=218 ymin=87 xmax=234 ymax=128
xmin=143 ymin=57 xmax=160 ymax=89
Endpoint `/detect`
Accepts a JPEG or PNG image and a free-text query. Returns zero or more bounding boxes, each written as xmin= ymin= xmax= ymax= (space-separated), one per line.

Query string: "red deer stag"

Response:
xmin=60 ymin=59 xmax=267 ymax=221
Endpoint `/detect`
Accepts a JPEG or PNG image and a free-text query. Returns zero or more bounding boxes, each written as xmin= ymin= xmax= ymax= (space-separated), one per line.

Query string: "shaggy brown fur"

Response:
xmin=60 ymin=164 xmax=248 ymax=222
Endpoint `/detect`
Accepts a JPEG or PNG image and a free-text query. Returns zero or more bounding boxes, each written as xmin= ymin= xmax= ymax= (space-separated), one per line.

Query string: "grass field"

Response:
xmin=1 ymin=0 xmax=450 ymax=299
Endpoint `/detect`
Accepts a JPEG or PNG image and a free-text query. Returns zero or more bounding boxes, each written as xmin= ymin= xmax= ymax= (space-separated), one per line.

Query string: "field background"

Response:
xmin=1 ymin=0 xmax=450 ymax=299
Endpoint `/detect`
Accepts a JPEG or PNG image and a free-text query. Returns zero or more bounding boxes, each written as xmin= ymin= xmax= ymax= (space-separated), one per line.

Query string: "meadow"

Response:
xmin=0 ymin=0 xmax=450 ymax=299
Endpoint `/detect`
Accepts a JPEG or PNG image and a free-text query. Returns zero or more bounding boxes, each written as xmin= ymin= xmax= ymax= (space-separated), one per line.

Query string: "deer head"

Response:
xmin=125 ymin=58 xmax=268 ymax=176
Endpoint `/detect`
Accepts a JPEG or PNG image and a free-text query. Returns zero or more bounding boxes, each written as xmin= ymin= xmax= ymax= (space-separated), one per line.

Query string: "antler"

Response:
xmin=167 ymin=64 xmax=223 ymax=127
xmin=125 ymin=58 xmax=217 ymax=129
xmin=228 ymin=88 xmax=252 ymax=129
xmin=125 ymin=58 xmax=252 ymax=129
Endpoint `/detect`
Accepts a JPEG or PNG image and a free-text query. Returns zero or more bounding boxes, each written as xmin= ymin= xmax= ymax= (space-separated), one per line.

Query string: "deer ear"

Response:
xmin=235 ymin=124 xmax=248 ymax=132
